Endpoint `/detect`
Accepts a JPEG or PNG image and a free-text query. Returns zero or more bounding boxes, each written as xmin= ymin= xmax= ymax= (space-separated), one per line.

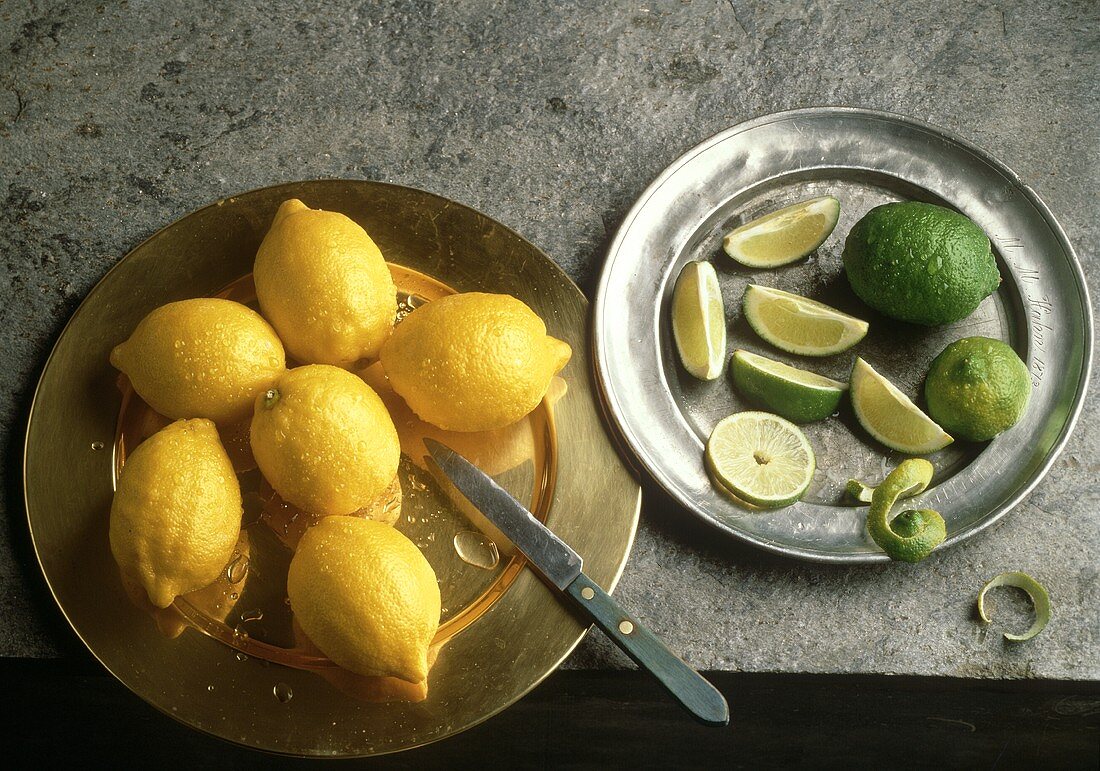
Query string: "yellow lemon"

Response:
xmin=287 ymin=516 xmax=441 ymax=683
xmin=110 ymin=419 xmax=242 ymax=608
xmin=357 ymin=361 xmax=561 ymax=476
xmin=254 ymin=199 xmax=397 ymax=366
xmin=250 ymin=365 xmax=400 ymax=518
xmin=119 ymin=530 xmax=250 ymax=639
xmin=380 ymin=292 xmax=572 ymax=432
xmin=110 ymin=298 xmax=285 ymax=423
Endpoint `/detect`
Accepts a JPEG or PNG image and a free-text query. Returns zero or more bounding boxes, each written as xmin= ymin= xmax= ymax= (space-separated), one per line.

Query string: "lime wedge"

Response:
xmin=850 ymin=358 xmax=953 ymax=454
xmin=723 ymin=196 xmax=841 ymax=268
xmin=671 ymin=261 xmax=726 ymax=380
xmin=730 ymin=349 xmax=846 ymax=423
xmin=705 ymin=411 xmax=815 ymax=508
xmin=742 ymin=284 xmax=868 ymax=356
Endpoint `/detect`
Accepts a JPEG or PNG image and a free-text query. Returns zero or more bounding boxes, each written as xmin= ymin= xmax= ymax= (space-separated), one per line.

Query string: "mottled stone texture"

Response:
xmin=1 ymin=1 xmax=1097 ymax=679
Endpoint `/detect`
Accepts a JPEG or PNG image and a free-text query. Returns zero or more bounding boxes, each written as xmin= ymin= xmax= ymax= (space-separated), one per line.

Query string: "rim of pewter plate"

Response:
xmin=593 ymin=107 xmax=1092 ymax=563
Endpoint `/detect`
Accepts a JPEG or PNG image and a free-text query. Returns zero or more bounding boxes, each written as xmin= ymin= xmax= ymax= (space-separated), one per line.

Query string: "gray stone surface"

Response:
xmin=1 ymin=0 xmax=1097 ymax=679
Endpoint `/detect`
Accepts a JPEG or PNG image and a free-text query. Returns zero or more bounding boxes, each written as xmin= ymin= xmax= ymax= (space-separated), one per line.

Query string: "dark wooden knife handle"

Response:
xmin=565 ymin=573 xmax=730 ymax=727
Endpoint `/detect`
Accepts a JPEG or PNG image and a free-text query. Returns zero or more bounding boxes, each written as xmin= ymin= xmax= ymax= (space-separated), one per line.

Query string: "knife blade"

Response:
xmin=425 ymin=439 xmax=583 ymax=589
xmin=425 ymin=438 xmax=730 ymax=727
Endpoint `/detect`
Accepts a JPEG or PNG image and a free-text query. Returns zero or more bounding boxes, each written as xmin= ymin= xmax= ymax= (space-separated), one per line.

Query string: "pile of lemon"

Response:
xmin=109 ymin=199 xmax=571 ymax=687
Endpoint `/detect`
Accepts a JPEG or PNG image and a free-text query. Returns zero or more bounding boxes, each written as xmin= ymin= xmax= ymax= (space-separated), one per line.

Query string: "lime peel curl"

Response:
xmin=977 ymin=572 xmax=1050 ymax=642
xmin=865 ymin=459 xmax=945 ymax=562
xmin=846 ymin=478 xmax=875 ymax=504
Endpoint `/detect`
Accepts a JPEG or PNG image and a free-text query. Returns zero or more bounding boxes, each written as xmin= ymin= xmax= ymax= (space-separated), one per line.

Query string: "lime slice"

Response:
xmin=850 ymin=358 xmax=953 ymax=454
xmin=705 ymin=411 xmax=815 ymax=508
xmin=977 ymin=572 xmax=1050 ymax=642
xmin=730 ymin=349 xmax=846 ymax=424
xmin=742 ymin=284 xmax=868 ymax=356
xmin=723 ymin=196 xmax=841 ymax=268
xmin=671 ymin=261 xmax=726 ymax=380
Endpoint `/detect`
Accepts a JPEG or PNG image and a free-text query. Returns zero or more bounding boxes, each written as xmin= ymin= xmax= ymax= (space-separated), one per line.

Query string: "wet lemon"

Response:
xmin=287 ymin=516 xmax=441 ymax=682
xmin=118 ymin=530 xmax=250 ymax=639
xmin=357 ymin=360 xmax=565 ymax=477
xmin=250 ymin=365 xmax=400 ymax=518
xmin=380 ymin=292 xmax=571 ymax=432
xmin=254 ymin=199 xmax=397 ymax=366
xmin=109 ymin=419 xmax=242 ymax=608
xmin=110 ymin=298 xmax=285 ymax=423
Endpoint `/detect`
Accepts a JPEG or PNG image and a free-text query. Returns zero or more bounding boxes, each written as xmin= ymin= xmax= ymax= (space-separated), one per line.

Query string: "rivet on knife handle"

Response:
xmin=565 ymin=573 xmax=729 ymax=727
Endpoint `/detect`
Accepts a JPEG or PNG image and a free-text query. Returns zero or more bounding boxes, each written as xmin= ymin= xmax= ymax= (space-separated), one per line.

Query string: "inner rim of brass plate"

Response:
xmin=113 ymin=264 xmax=556 ymax=673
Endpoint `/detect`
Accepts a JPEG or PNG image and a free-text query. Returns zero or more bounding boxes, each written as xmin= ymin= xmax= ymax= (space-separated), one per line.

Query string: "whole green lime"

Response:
xmin=843 ymin=201 xmax=1000 ymax=325
xmin=924 ymin=337 xmax=1031 ymax=441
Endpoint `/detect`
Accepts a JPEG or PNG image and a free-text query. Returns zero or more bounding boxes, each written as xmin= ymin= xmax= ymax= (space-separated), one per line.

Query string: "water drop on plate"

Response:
xmin=225 ymin=554 xmax=249 ymax=584
xmin=273 ymin=682 xmax=293 ymax=703
xmin=453 ymin=531 xmax=500 ymax=570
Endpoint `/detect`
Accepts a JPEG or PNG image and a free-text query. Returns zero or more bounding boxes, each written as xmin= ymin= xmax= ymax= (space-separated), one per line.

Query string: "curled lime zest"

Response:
xmin=977 ymin=572 xmax=1050 ymax=642
xmin=866 ymin=459 xmax=945 ymax=562
xmin=846 ymin=478 xmax=875 ymax=504
xmin=890 ymin=509 xmax=929 ymax=538
xmin=847 ymin=463 xmax=931 ymax=506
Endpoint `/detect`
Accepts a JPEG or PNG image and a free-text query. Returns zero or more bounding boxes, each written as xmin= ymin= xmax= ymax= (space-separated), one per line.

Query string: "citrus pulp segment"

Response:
xmin=850 ymin=357 xmax=953 ymax=454
xmin=729 ymin=349 xmax=847 ymax=423
xmin=742 ymin=284 xmax=868 ymax=356
xmin=671 ymin=261 xmax=726 ymax=380
xmin=723 ymin=196 xmax=841 ymax=268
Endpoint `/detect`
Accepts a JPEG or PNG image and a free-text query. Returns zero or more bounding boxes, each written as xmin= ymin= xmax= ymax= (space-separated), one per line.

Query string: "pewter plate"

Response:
xmin=593 ymin=107 xmax=1091 ymax=563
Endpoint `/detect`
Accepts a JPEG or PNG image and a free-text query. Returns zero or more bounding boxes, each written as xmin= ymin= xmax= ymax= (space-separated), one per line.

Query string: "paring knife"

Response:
xmin=425 ymin=438 xmax=730 ymax=727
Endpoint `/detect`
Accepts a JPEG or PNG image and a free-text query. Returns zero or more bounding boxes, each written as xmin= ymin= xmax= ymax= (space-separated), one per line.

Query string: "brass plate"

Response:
xmin=23 ymin=180 xmax=641 ymax=756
